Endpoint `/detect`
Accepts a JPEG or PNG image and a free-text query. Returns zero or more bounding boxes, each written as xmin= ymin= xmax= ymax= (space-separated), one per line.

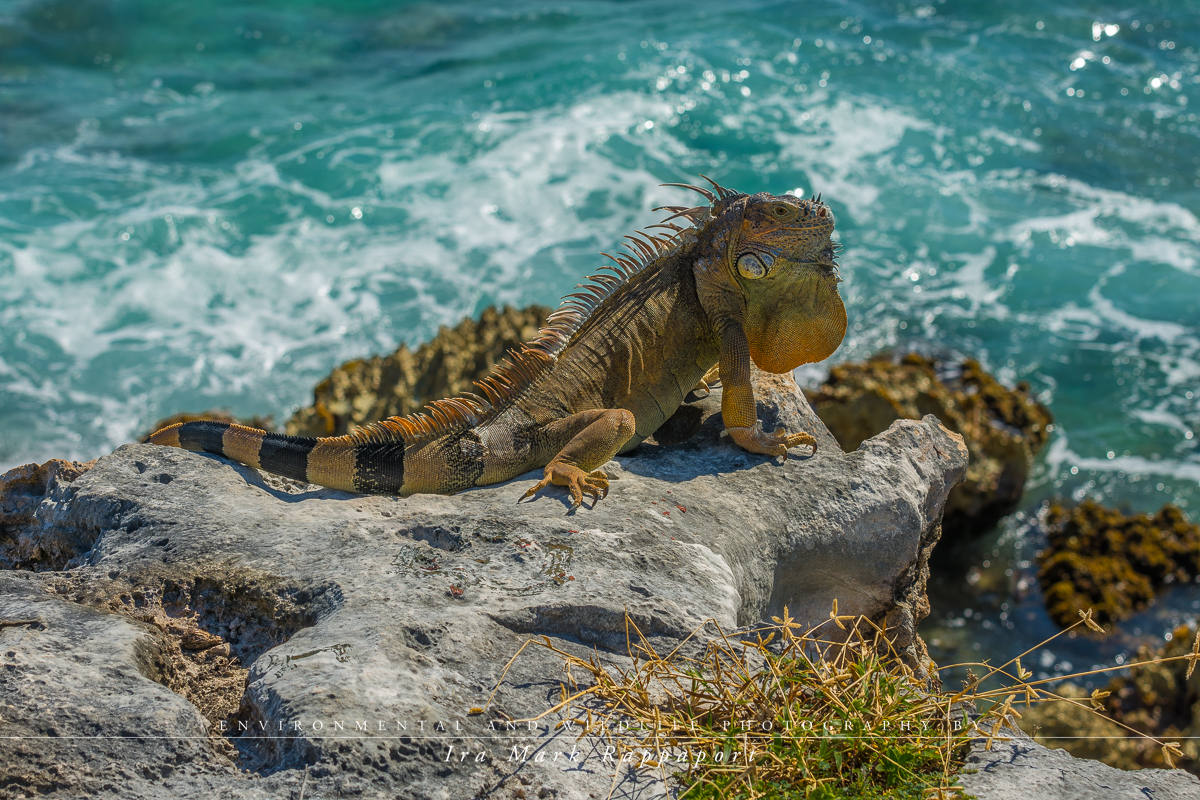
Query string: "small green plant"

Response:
xmin=480 ymin=605 xmax=1200 ymax=799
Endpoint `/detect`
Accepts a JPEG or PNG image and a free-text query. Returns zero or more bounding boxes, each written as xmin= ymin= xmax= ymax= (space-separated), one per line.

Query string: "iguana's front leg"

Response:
xmin=719 ymin=325 xmax=817 ymax=457
xmin=520 ymin=408 xmax=636 ymax=512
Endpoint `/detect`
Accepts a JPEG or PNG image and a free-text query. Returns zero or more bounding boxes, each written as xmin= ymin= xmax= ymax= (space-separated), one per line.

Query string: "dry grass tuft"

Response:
xmin=482 ymin=605 xmax=1200 ymax=799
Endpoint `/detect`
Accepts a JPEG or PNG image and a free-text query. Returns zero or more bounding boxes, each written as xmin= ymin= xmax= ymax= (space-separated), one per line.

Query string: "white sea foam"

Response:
xmin=1001 ymin=172 xmax=1200 ymax=276
xmin=1041 ymin=428 xmax=1200 ymax=488
xmin=935 ymin=246 xmax=1008 ymax=317
xmin=772 ymin=98 xmax=934 ymax=223
xmin=1072 ymin=454 xmax=1200 ymax=485
xmin=1130 ymin=406 xmax=1193 ymax=434
xmin=0 ymin=90 xmax=721 ymax=468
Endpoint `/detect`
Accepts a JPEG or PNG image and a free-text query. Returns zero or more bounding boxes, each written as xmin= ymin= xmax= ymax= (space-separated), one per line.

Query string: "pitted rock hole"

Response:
xmin=50 ymin=569 xmax=345 ymax=770
xmin=411 ymin=525 xmax=466 ymax=552
xmin=158 ymin=575 xmax=345 ymax=665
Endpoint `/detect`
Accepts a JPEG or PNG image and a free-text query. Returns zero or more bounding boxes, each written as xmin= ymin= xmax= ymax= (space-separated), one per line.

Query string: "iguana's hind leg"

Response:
xmin=521 ymin=408 xmax=636 ymax=512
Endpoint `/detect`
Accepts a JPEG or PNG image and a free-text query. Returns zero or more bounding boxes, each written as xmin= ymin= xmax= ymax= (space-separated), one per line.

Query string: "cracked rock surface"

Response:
xmin=4 ymin=373 xmax=973 ymax=799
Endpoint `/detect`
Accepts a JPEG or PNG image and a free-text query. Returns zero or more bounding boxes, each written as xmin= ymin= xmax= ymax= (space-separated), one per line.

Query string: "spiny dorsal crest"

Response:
xmin=351 ymin=178 xmax=741 ymax=446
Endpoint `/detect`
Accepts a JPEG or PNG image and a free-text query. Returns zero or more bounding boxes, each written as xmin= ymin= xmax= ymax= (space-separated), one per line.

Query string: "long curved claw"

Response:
xmin=519 ymin=477 xmax=553 ymax=503
xmin=727 ymin=423 xmax=818 ymax=458
xmin=580 ymin=472 xmax=609 ymax=502
xmin=565 ymin=470 xmax=610 ymax=514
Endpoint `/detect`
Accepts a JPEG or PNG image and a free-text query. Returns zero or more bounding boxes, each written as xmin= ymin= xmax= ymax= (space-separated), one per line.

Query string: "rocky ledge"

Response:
xmin=2 ymin=370 xmax=969 ymax=799
xmin=804 ymin=352 xmax=1053 ymax=537
xmin=3 ymin=370 xmax=1197 ymax=799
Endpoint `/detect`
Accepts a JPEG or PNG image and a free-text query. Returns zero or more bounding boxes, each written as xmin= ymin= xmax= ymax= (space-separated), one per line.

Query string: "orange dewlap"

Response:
xmin=746 ymin=273 xmax=847 ymax=374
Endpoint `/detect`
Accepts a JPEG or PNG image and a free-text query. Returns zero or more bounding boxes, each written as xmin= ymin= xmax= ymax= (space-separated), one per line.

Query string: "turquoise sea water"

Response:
xmin=2 ymin=1 xmax=1199 ymax=675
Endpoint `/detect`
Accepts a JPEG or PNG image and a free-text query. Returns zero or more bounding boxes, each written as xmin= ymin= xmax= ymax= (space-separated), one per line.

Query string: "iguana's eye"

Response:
xmin=771 ymin=205 xmax=791 ymax=217
xmin=737 ymin=253 xmax=769 ymax=279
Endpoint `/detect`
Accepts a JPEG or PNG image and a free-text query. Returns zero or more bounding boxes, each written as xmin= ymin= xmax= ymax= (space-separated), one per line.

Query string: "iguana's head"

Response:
xmin=694 ymin=188 xmax=847 ymax=373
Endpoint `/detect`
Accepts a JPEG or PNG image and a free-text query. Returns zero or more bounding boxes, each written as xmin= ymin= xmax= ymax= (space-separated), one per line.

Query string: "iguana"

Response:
xmin=149 ymin=180 xmax=847 ymax=510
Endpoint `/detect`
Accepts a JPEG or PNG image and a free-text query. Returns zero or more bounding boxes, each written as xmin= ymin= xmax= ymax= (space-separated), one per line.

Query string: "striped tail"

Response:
xmin=147 ymin=421 xmax=406 ymax=494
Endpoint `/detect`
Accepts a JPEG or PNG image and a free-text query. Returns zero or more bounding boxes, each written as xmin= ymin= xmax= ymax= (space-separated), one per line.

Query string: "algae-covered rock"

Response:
xmin=804 ymin=353 xmax=1053 ymax=535
xmin=1101 ymin=625 xmax=1200 ymax=772
xmin=1038 ymin=501 xmax=1200 ymax=630
xmin=1018 ymin=682 xmax=1143 ymax=768
xmin=286 ymin=304 xmax=550 ymax=437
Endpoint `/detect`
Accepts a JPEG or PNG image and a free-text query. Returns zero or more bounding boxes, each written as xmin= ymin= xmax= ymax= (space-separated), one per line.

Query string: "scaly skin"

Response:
xmin=149 ymin=181 xmax=848 ymax=511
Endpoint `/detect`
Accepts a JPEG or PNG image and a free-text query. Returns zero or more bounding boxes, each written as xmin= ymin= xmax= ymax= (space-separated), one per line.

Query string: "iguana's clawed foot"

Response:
xmin=727 ymin=423 xmax=818 ymax=458
xmin=519 ymin=463 xmax=610 ymax=513
xmin=690 ymin=364 xmax=722 ymax=397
